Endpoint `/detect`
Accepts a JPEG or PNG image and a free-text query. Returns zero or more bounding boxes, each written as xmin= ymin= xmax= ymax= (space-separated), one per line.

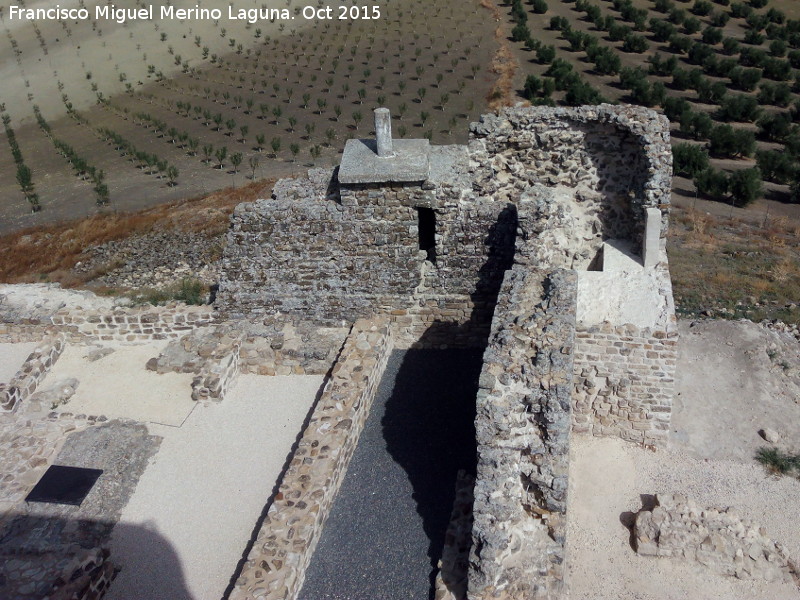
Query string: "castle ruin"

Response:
xmin=0 ymin=104 xmax=677 ymax=600
xmin=218 ymin=104 xmax=677 ymax=599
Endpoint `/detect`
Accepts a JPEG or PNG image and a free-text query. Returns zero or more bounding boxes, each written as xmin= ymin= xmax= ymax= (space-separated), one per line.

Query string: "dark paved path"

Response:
xmin=299 ymin=349 xmax=482 ymax=600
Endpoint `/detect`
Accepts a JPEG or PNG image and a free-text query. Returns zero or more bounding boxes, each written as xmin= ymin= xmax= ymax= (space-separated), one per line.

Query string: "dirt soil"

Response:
xmin=566 ymin=318 xmax=800 ymax=600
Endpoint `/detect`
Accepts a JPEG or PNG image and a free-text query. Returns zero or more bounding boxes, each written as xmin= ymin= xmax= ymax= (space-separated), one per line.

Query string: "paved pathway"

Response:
xmin=300 ymin=349 xmax=482 ymax=600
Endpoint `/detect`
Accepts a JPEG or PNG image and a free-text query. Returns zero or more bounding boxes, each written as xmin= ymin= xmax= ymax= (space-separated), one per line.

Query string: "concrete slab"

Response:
xmin=106 ymin=374 xmax=324 ymax=600
xmin=576 ymin=269 xmax=671 ymax=328
xmin=601 ymin=239 xmax=641 ymax=272
xmin=0 ymin=342 xmax=37 ymax=382
xmin=47 ymin=341 xmax=195 ymax=426
xmin=338 ymin=138 xmax=430 ymax=184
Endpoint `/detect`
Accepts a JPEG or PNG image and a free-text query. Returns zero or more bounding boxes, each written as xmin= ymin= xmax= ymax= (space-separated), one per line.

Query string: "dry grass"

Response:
xmin=487 ymin=39 xmax=517 ymax=110
xmin=482 ymin=0 xmax=518 ymax=110
xmin=0 ymin=179 xmax=273 ymax=284
xmin=668 ymin=206 xmax=800 ymax=324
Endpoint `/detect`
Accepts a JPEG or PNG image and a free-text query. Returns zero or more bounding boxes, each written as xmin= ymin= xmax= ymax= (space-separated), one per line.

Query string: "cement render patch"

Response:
xmin=106 ymin=374 xmax=324 ymax=600
xmin=0 ymin=342 xmax=37 ymax=382
xmin=576 ymin=268 xmax=670 ymax=328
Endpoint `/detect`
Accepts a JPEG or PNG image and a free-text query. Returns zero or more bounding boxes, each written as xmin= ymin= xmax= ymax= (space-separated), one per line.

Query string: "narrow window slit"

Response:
xmin=417 ymin=207 xmax=436 ymax=264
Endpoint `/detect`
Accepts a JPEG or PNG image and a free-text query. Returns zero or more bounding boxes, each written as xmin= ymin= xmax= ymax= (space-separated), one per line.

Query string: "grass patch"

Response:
xmin=755 ymin=447 xmax=800 ymax=477
xmin=668 ymin=207 xmax=800 ymax=324
xmin=126 ymin=278 xmax=207 ymax=306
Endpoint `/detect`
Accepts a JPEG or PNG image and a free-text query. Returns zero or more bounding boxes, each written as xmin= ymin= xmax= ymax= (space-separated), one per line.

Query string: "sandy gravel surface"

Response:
xmin=566 ymin=435 xmax=800 ymax=600
xmin=48 ymin=340 xmax=195 ymax=425
xmin=0 ymin=342 xmax=37 ymax=382
xmin=567 ymin=319 xmax=800 ymax=599
xmin=106 ymin=374 xmax=323 ymax=600
xmin=672 ymin=319 xmax=800 ymax=462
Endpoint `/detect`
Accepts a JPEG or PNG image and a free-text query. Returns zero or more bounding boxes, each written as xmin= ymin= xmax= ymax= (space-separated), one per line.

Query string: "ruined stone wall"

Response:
xmin=0 ymin=323 xmax=55 ymax=343
xmin=217 ymin=168 xmax=516 ymax=342
xmin=230 ymin=316 xmax=393 ymax=600
xmin=51 ymin=304 xmax=216 ymax=342
xmin=468 ymin=104 xmax=672 ymax=268
xmin=571 ymin=324 xmax=678 ymax=447
xmin=634 ymin=494 xmax=797 ymax=583
xmin=0 ymin=334 xmax=65 ymax=412
xmin=469 ymin=268 xmax=577 ymax=600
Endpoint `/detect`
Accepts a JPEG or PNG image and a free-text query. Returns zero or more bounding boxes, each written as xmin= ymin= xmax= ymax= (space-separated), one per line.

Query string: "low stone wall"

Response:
xmin=571 ymin=323 xmax=678 ymax=447
xmin=635 ymin=493 xmax=798 ymax=584
xmin=0 ymin=323 xmax=57 ymax=343
xmin=229 ymin=316 xmax=393 ymax=600
xmin=0 ymin=335 xmax=66 ymax=412
xmin=469 ymin=268 xmax=577 ymax=600
xmin=191 ymin=338 xmax=241 ymax=402
xmin=50 ymin=548 xmax=116 ymax=600
xmin=237 ymin=326 xmax=348 ymax=375
xmin=51 ymin=305 xmax=216 ymax=341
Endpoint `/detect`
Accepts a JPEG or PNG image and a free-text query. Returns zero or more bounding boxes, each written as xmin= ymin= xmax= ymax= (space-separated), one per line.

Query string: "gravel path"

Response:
xmin=300 ymin=349 xmax=483 ymax=600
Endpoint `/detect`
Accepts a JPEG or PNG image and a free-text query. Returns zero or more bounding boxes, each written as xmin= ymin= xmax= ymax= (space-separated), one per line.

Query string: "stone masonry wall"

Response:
xmin=217 ymin=168 xmax=516 ymax=337
xmin=0 ymin=335 xmax=65 ymax=412
xmin=571 ymin=324 xmax=678 ymax=447
xmin=634 ymin=493 xmax=798 ymax=584
xmin=0 ymin=323 xmax=56 ymax=343
xmin=469 ymin=268 xmax=577 ymax=600
xmin=230 ymin=316 xmax=393 ymax=600
xmin=468 ymin=104 xmax=672 ymax=261
xmin=51 ymin=304 xmax=216 ymax=342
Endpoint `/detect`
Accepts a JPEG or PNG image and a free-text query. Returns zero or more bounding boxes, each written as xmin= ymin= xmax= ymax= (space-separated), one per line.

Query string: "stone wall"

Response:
xmin=468 ymin=104 xmax=672 ymax=263
xmin=190 ymin=333 xmax=242 ymax=402
xmin=0 ymin=335 xmax=65 ymax=412
xmin=51 ymin=304 xmax=216 ymax=342
xmin=217 ymin=166 xmax=515 ymax=342
xmin=229 ymin=316 xmax=393 ymax=600
xmin=50 ymin=548 xmax=116 ymax=600
xmin=0 ymin=323 xmax=56 ymax=343
xmin=571 ymin=324 xmax=678 ymax=447
xmin=469 ymin=268 xmax=577 ymax=600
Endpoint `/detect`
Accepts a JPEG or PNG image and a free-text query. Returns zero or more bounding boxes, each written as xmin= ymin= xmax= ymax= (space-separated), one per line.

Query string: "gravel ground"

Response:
xmin=566 ymin=436 xmax=800 ymax=600
xmin=300 ymin=349 xmax=482 ymax=600
xmin=567 ymin=319 xmax=800 ymax=600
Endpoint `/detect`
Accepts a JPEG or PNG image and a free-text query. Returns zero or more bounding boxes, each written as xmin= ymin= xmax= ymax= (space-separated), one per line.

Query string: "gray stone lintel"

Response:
xmin=338 ymin=138 xmax=430 ymax=184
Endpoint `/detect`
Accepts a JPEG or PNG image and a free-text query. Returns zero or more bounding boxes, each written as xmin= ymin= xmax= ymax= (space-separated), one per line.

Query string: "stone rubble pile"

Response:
xmin=761 ymin=319 xmax=800 ymax=343
xmin=635 ymin=493 xmax=798 ymax=584
xmin=72 ymin=230 xmax=222 ymax=289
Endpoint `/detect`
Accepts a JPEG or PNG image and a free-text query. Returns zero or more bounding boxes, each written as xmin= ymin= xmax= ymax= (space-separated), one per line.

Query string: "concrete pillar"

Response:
xmin=374 ymin=107 xmax=393 ymax=157
xmin=643 ymin=207 xmax=661 ymax=268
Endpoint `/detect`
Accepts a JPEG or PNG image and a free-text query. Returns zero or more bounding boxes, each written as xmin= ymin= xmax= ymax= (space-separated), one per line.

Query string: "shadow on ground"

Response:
xmin=0 ymin=515 xmax=191 ymax=600
xmin=382 ymin=348 xmax=482 ymax=598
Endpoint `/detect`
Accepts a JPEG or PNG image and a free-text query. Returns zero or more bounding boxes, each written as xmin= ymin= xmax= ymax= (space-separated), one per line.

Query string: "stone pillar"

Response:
xmin=374 ymin=107 xmax=393 ymax=157
xmin=643 ymin=207 xmax=661 ymax=268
